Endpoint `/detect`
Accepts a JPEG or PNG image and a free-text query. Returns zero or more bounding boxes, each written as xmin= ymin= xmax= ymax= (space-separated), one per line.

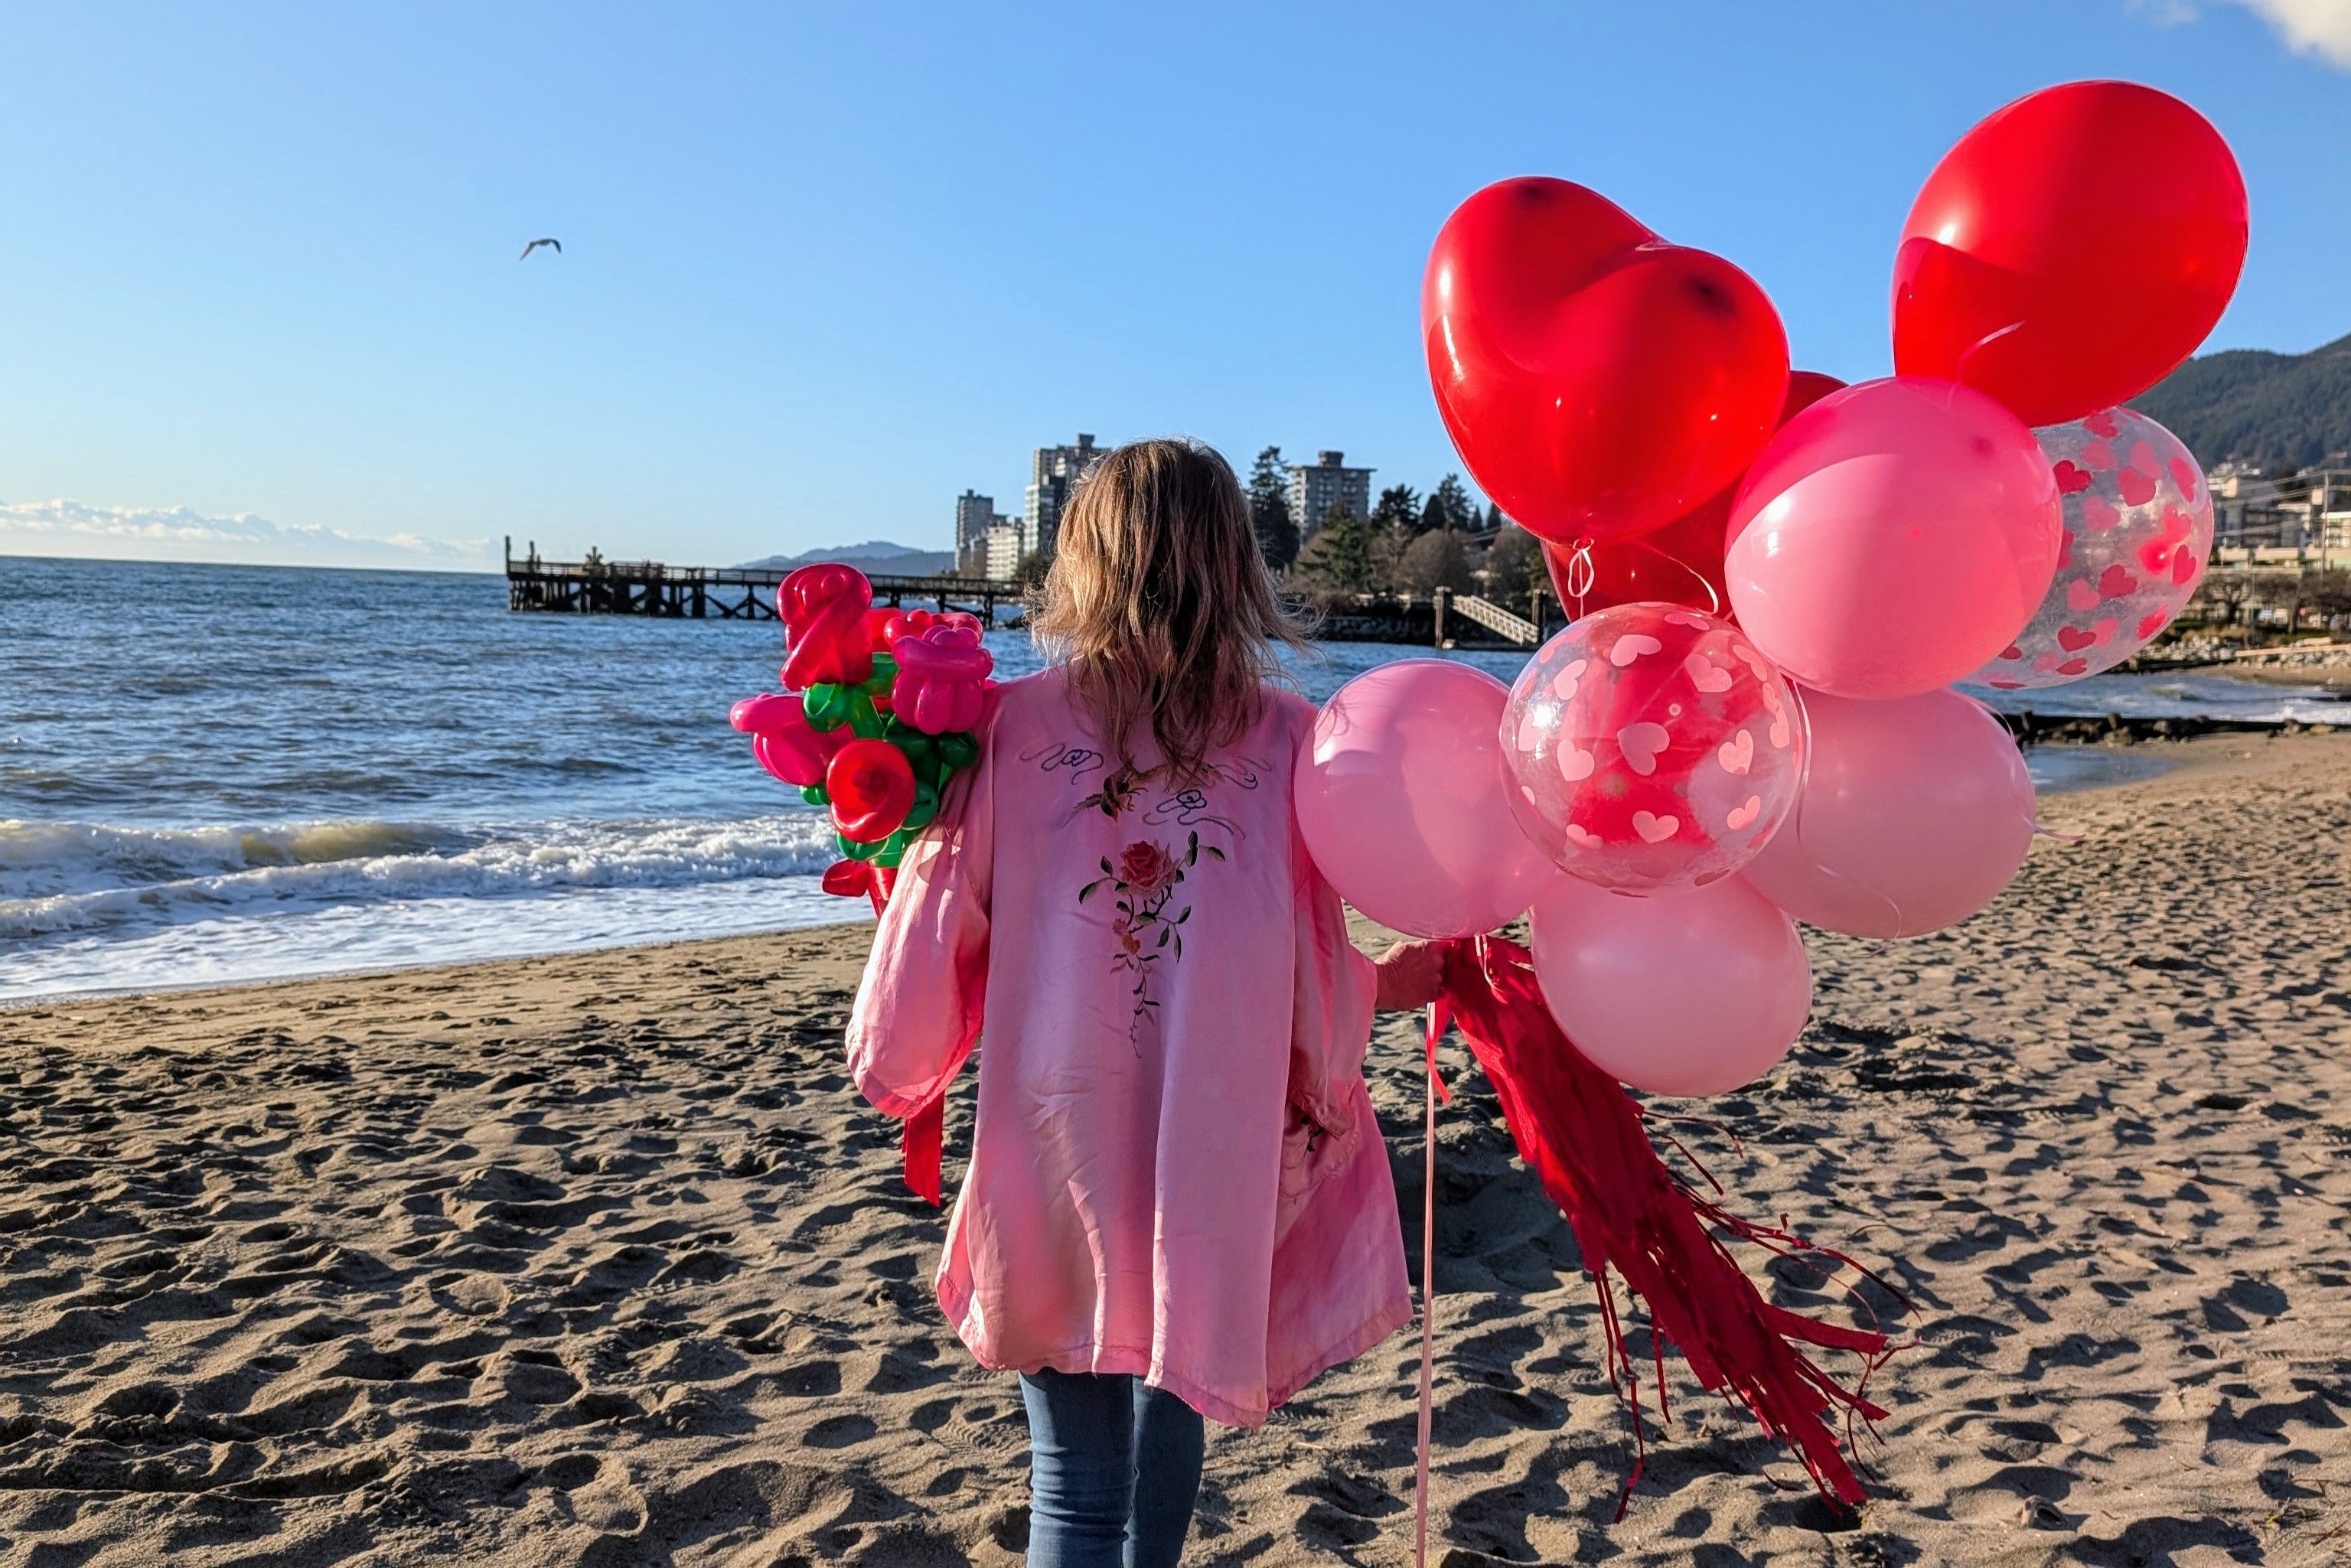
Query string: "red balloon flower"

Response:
xmin=1423 ymin=177 xmax=1790 ymax=546
xmin=826 ymin=738 xmax=918 ymax=843
xmin=1893 ymin=80 xmax=2248 ymax=428
xmin=780 ymin=564 xmax=876 ymax=689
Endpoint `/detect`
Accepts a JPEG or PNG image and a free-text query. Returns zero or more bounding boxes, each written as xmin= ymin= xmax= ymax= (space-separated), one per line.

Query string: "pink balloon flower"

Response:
xmin=890 ymin=624 xmax=994 ymax=735
xmin=729 ymin=691 xmax=846 ymax=787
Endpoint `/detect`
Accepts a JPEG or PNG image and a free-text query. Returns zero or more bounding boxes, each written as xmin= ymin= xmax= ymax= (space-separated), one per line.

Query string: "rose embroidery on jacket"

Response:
xmin=1079 ymin=830 xmax=1224 ymax=1035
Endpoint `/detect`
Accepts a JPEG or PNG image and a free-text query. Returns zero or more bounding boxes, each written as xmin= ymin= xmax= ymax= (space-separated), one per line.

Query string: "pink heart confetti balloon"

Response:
xmin=1501 ymin=602 xmax=1806 ymax=894
xmin=1973 ymin=406 xmax=2213 ymax=690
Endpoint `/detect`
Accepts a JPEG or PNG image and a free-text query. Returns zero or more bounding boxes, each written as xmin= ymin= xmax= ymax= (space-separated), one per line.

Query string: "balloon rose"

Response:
xmin=731 ymin=692 xmax=847 ymax=791
xmin=1740 ymin=689 xmax=2034 ymax=938
xmin=1541 ymin=370 xmax=1849 ymax=619
xmin=1528 ymin=873 xmax=1813 ymax=1097
xmin=1725 ymin=377 xmax=2062 ymax=700
xmin=1295 ymin=660 xmax=1557 ymax=938
xmin=891 ymin=624 xmax=994 ymax=735
xmin=1893 ymin=80 xmax=2248 ymax=428
xmin=870 ymin=605 xmax=983 ymax=650
xmin=1422 ymin=177 xmax=1789 ymax=546
xmin=780 ymin=563 xmax=876 ymax=689
xmin=1500 ymin=605 xmax=1804 ymax=894
xmin=734 ymin=566 xmax=995 ymax=894
xmin=1975 ymin=407 xmax=2214 ymax=688
xmin=826 ymin=738 xmax=921 ymax=844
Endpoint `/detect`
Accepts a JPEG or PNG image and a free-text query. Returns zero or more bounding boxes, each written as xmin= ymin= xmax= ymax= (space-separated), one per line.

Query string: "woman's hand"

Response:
xmin=1374 ymin=940 xmax=1446 ymax=1012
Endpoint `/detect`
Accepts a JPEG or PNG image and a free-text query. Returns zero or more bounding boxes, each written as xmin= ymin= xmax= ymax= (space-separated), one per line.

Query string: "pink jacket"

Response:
xmin=846 ymin=668 xmax=1411 ymax=1426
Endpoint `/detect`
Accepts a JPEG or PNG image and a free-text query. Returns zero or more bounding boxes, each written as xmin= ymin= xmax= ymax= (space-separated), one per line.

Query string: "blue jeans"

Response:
xmin=1019 ymin=1368 xmax=1205 ymax=1568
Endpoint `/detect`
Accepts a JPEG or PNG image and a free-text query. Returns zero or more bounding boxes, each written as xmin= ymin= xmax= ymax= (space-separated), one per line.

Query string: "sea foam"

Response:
xmin=0 ymin=813 xmax=839 ymax=942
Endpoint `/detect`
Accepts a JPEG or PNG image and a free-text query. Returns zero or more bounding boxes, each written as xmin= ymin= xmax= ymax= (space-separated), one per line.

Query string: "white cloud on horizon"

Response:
xmin=0 ymin=497 xmax=496 ymax=572
xmin=2131 ymin=0 xmax=2351 ymax=67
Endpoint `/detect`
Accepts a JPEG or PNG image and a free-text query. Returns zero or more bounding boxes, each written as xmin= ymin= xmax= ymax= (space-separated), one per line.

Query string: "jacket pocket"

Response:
xmin=1273 ymin=1092 xmax=1361 ymax=1245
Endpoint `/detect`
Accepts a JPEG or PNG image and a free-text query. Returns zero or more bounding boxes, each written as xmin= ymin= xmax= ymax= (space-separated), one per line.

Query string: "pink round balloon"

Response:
xmin=1726 ymin=377 xmax=2062 ymax=699
xmin=1529 ymin=873 xmax=1812 ymax=1097
xmin=1500 ymin=603 xmax=1804 ymax=893
xmin=1974 ymin=406 xmax=2215 ymax=689
xmin=1296 ymin=660 xmax=1557 ymax=938
xmin=1740 ymin=688 xmax=2033 ymax=938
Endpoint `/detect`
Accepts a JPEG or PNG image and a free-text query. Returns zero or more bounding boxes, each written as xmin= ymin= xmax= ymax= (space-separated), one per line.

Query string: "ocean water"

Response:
xmin=4 ymin=556 xmax=2343 ymax=1000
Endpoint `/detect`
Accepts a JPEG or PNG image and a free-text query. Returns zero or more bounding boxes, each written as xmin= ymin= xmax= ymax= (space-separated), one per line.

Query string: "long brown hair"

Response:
xmin=1029 ymin=438 xmax=1308 ymax=784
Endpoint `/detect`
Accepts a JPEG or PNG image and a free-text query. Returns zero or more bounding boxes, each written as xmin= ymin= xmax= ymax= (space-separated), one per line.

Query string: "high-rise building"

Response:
xmin=984 ymin=521 xmax=1026 ymax=581
xmin=955 ymin=491 xmax=997 ymax=575
xmin=1288 ymin=450 xmax=1373 ymax=536
xmin=1025 ymin=434 xmax=1107 ymax=557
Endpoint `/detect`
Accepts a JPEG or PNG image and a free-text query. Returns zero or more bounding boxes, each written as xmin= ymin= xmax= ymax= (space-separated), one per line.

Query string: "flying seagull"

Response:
xmin=519 ymin=237 xmax=562 ymax=260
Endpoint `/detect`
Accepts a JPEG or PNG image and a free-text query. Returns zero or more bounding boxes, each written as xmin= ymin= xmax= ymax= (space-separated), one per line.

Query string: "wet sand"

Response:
xmin=2 ymin=732 xmax=2347 ymax=1565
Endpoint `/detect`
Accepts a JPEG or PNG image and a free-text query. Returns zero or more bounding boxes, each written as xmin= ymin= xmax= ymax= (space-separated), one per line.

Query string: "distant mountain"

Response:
xmin=2130 ymin=331 xmax=2351 ymax=474
xmin=735 ymin=540 xmax=956 ymax=576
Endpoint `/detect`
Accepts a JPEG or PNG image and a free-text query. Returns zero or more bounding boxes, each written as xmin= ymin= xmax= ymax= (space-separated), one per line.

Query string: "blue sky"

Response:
xmin=2 ymin=2 xmax=2345 ymax=572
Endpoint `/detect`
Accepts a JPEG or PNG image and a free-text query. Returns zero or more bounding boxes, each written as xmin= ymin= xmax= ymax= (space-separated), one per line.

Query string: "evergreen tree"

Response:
xmin=1431 ymin=473 xmax=1479 ymax=534
xmin=1292 ymin=502 xmax=1375 ymax=595
xmin=1365 ymin=484 xmax=1417 ymax=588
xmin=1247 ymin=446 xmax=1298 ymax=570
xmin=1483 ymin=502 xmax=1506 ymax=533
xmin=1370 ymin=484 xmax=1422 ymax=535
xmin=1418 ymin=493 xmax=1446 ymax=536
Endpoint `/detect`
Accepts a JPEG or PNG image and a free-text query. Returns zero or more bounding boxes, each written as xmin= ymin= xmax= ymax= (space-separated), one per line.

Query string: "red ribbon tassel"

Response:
xmin=903 ymin=1095 xmax=945 ymax=1208
xmin=1435 ymin=937 xmax=1896 ymax=1511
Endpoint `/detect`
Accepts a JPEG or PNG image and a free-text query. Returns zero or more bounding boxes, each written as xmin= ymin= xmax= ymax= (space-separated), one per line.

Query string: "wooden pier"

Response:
xmin=503 ymin=540 xmax=1557 ymax=648
xmin=503 ymin=540 xmax=1021 ymax=623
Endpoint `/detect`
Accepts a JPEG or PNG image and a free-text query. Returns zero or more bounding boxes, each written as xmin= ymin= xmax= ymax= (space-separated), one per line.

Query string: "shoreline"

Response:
xmin=5 ymin=734 xmax=2258 ymax=1012
xmin=2212 ymin=661 xmax=2351 ymax=692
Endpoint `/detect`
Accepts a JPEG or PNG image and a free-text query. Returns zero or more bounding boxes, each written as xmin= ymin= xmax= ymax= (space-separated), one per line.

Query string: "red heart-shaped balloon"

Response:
xmin=1543 ymin=370 xmax=1844 ymax=618
xmin=1423 ymin=178 xmax=1790 ymax=546
xmin=1893 ymin=80 xmax=2247 ymax=427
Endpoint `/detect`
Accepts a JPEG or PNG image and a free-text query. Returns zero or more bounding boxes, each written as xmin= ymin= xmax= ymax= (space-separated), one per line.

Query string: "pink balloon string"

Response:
xmin=1412 ymin=1006 xmax=1445 ymax=1560
xmin=1413 ymin=999 xmax=1449 ymax=1567
xmin=1951 ymin=318 xmax=2026 ymax=387
xmin=1622 ymin=533 xmax=1723 ymax=619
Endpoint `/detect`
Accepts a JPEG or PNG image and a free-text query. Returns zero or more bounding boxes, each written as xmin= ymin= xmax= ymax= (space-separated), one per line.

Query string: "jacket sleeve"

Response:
xmin=845 ymin=724 xmax=995 ymax=1118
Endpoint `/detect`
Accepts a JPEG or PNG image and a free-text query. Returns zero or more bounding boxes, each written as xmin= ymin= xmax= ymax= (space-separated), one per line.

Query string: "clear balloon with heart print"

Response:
xmin=1973 ymin=406 xmax=2215 ymax=689
xmin=1500 ymin=604 xmax=1807 ymax=894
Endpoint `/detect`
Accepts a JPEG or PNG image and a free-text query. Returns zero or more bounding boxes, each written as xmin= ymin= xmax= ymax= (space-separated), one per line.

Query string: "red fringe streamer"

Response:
xmin=1436 ymin=936 xmax=1896 ymax=1511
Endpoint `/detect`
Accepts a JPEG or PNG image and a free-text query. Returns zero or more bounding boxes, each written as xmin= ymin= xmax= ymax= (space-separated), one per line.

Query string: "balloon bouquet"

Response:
xmin=1301 ymin=80 xmax=2242 ymax=1521
xmin=730 ymin=565 xmax=999 ymax=1201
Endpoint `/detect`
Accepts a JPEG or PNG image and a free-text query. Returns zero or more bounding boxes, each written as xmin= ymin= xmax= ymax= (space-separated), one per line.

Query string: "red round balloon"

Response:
xmin=1423 ymin=178 xmax=1790 ymax=546
xmin=1542 ymin=370 xmax=1847 ymax=618
xmin=1893 ymin=80 xmax=2248 ymax=429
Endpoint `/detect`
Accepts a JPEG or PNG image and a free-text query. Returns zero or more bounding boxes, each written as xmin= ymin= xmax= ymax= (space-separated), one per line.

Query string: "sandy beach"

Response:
xmin=3 ymin=733 xmax=2348 ymax=1566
